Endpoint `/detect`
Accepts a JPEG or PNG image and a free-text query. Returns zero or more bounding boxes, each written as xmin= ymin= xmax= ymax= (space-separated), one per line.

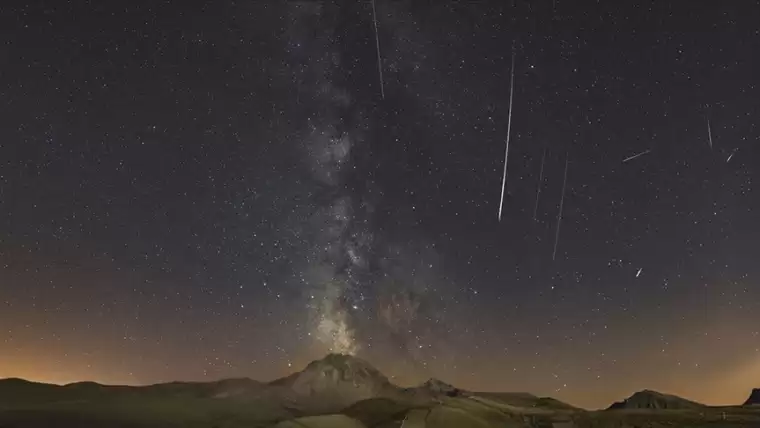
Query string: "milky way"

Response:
xmin=285 ymin=2 xmax=367 ymax=354
xmin=284 ymin=2 xmax=442 ymax=361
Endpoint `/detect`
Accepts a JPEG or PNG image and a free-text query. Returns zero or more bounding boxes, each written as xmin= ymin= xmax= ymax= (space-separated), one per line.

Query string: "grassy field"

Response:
xmin=3 ymin=377 xmax=760 ymax=428
xmin=3 ymin=395 xmax=760 ymax=428
xmin=0 ymin=378 xmax=294 ymax=428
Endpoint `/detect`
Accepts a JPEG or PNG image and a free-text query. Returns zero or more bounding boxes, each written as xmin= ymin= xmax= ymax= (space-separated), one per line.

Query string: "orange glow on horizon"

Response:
xmin=0 ymin=353 xmax=138 ymax=387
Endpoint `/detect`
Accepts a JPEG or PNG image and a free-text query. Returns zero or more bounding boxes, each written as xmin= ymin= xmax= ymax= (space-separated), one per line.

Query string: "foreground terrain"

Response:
xmin=1 ymin=354 xmax=759 ymax=428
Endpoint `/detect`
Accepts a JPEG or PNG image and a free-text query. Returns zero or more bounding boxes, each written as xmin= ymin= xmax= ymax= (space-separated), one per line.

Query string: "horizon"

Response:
xmin=2 ymin=352 xmax=758 ymax=410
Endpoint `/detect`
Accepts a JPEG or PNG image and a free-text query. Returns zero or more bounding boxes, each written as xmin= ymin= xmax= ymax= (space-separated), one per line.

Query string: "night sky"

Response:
xmin=1 ymin=0 xmax=759 ymax=410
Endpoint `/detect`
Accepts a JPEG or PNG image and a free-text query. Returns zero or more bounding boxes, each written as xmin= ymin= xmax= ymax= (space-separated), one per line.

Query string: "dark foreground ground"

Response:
xmin=3 ymin=355 xmax=760 ymax=428
xmin=2 ymin=388 xmax=760 ymax=428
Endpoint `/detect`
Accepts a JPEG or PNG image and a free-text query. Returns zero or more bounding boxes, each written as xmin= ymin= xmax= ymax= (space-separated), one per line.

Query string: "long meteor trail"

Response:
xmin=552 ymin=152 xmax=569 ymax=261
xmin=533 ymin=148 xmax=546 ymax=221
xmin=371 ymin=0 xmax=385 ymax=99
xmin=622 ymin=149 xmax=651 ymax=163
xmin=707 ymin=117 xmax=713 ymax=150
xmin=498 ymin=51 xmax=516 ymax=222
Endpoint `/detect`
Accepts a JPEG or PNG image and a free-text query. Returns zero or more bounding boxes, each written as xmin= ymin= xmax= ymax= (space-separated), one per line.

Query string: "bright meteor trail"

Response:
xmin=552 ymin=152 xmax=569 ymax=261
xmin=622 ymin=149 xmax=651 ymax=163
xmin=371 ymin=0 xmax=385 ymax=99
xmin=498 ymin=51 xmax=515 ymax=222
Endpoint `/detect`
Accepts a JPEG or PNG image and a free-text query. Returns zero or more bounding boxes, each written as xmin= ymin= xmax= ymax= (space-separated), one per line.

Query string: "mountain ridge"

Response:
xmin=2 ymin=355 xmax=756 ymax=411
xmin=607 ymin=389 xmax=705 ymax=410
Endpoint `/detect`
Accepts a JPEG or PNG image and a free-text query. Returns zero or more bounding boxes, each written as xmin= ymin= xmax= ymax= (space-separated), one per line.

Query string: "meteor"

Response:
xmin=622 ymin=149 xmax=651 ymax=163
xmin=552 ymin=152 xmax=570 ymax=261
xmin=533 ymin=148 xmax=547 ymax=221
xmin=370 ymin=0 xmax=385 ymax=99
xmin=498 ymin=51 xmax=516 ymax=222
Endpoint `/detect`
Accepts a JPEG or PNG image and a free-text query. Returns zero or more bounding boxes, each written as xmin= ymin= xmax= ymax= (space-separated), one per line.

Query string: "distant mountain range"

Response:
xmin=1 ymin=353 xmax=759 ymax=428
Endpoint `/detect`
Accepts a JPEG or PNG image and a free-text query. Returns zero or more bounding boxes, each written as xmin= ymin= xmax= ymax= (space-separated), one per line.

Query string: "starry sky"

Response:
xmin=1 ymin=0 xmax=759 ymax=410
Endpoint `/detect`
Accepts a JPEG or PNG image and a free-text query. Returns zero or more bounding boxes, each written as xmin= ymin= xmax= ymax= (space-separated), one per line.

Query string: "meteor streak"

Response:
xmin=371 ymin=0 xmax=385 ymax=99
xmin=552 ymin=152 xmax=569 ymax=261
xmin=498 ymin=51 xmax=516 ymax=222
xmin=533 ymin=148 xmax=546 ymax=221
xmin=622 ymin=149 xmax=651 ymax=163
xmin=727 ymin=149 xmax=737 ymax=163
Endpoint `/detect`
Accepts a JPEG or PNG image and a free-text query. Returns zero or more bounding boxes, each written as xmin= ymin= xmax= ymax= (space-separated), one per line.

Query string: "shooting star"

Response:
xmin=727 ymin=148 xmax=737 ymax=163
xmin=622 ymin=149 xmax=651 ymax=163
xmin=552 ymin=152 xmax=569 ymax=261
xmin=636 ymin=268 xmax=642 ymax=278
xmin=533 ymin=148 xmax=547 ymax=221
xmin=370 ymin=0 xmax=385 ymax=99
xmin=498 ymin=51 xmax=516 ymax=222
xmin=707 ymin=117 xmax=713 ymax=150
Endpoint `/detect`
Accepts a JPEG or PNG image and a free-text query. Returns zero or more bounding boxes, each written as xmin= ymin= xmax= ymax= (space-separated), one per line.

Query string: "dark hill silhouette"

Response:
xmin=745 ymin=388 xmax=760 ymax=406
xmin=141 ymin=377 xmax=266 ymax=398
xmin=474 ymin=391 xmax=579 ymax=410
xmin=419 ymin=378 xmax=463 ymax=397
xmin=403 ymin=378 xmax=467 ymax=402
xmin=608 ymin=389 xmax=705 ymax=410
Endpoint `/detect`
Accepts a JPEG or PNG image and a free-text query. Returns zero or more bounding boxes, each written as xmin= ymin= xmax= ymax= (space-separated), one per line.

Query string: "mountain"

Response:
xmin=418 ymin=378 xmax=465 ymax=396
xmin=267 ymin=353 xmax=406 ymax=412
xmin=745 ymin=388 xmax=760 ymax=406
xmin=607 ymin=389 xmax=705 ymax=410
xmin=472 ymin=392 xmax=579 ymax=411
xmin=403 ymin=378 xmax=467 ymax=402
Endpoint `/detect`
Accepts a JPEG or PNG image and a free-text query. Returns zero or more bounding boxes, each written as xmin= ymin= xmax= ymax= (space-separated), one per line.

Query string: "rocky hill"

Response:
xmin=474 ymin=391 xmax=579 ymax=410
xmin=403 ymin=377 xmax=466 ymax=402
xmin=267 ymin=353 xmax=407 ymax=412
xmin=745 ymin=388 xmax=760 ymax=406
xmin=607 ymin=389 xmax=704 ymax=410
